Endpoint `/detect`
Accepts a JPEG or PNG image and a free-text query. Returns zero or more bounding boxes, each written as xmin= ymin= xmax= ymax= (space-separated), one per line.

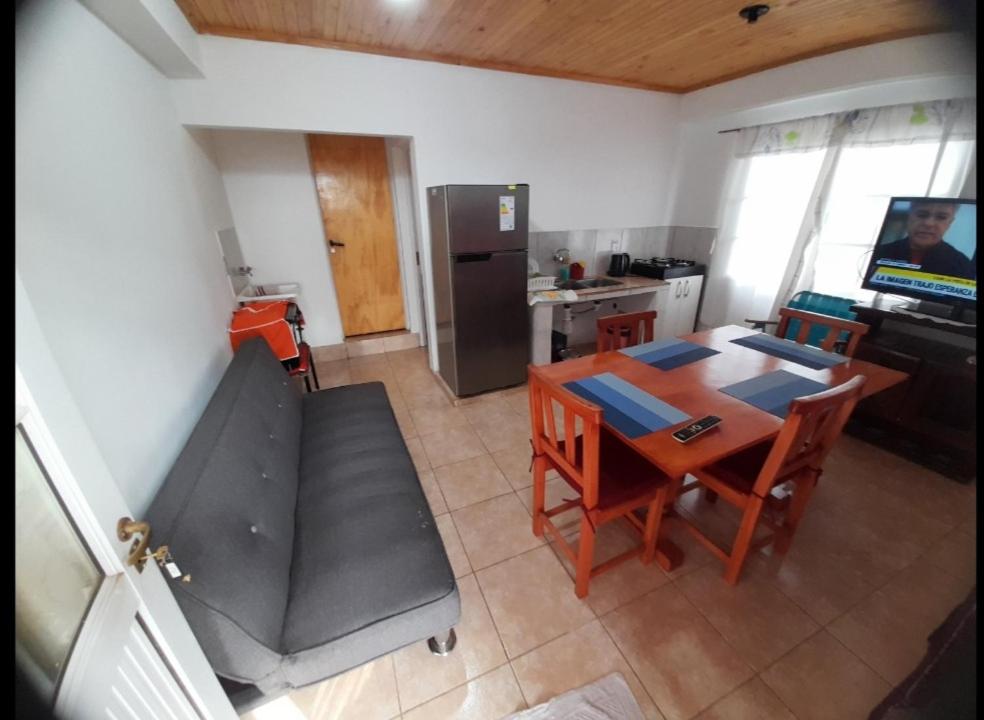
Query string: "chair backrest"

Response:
xmin=528 ymin=365 xmax=602 ymax=508
xmin=751 ymin=374 xmax=866 ymax=498
xmin=783 ymin=291 xmax=860 ymax=349
xmin=596 ymin=311 xmax=658 ymax=353
xmin=775 ymin=307 xmax=870 ymax=357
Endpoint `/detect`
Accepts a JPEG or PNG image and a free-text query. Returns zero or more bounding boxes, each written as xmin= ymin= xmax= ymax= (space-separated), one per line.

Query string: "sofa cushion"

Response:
xmin=146 ymin=338 xmax=302 ymax=686
xmin=280 ymin=382 xmax=459 ymax=684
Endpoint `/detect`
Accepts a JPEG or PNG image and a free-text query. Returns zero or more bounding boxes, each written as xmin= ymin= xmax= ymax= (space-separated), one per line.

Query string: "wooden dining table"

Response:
xmin=532 ymin=324 xmax=910 ymax=570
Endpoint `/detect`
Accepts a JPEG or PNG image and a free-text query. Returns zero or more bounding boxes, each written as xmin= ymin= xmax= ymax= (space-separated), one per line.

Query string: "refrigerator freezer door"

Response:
xmin=450 ymin=250 xmax=530 ymax=396
xmin=446 ymin=185 xmax=529 ymax=255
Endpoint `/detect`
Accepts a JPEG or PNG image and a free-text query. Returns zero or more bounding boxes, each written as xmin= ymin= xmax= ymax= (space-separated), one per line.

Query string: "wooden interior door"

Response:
xmin=308 ymin=134 xmax=406 ymax=337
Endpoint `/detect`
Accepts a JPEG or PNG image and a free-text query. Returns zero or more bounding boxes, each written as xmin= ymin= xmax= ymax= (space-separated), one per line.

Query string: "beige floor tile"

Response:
xmin=383 ymin=332 xmax=420 ymax=352
xmin=510 ymin=620 xmax=664 ymax=719
xmin=392 ymin=405 xmax=418 ymax=440
xmin=517 ymin=475 xmax=582 ymax=533
xmin=418 ymin=469 xmax=448 ymax=516
xmin=419 ymin=426 xmax=488 ymax=469
xmin=545 ymin=522 xmax=667 ymax=618
xmin=401 ymin=664 xmax=526 ymax=720
xmin=676 ymin=564 xmax=819 ymax=671
xmin=579 ymin=553 xmax=672 ymax=617
xmin=921 ymin=525 xmax=977 ymax=583
xmin=311 ymin=343 xmax=347 ymax=363
xmin=435 ymin=454 xmax=514 ymax=511
xmin=693 ymin=677 xmax=795 ymax=720
xmin=452 ymin=494 xmax=544 ymax=570
xmin=653 ymin=518 xmax=719 ymax=581
xmin=435 ymin=514 xmax=472 ymax=578
xmin=345 ymin=337 xmax=388 ymax=358
xmin=748 ymin=506 xmax=901 ymax=625
xmin=459 ymin=396 xmax=518 ymax=424
xmin=261 ymin=655 xmax=400 ymax=720
xmin=760 ymin=631 xmax=890 ymax=720
xmin=348 ymin=361 xmax=397 ymax=383
xmin=600 ymin=584 xmax=754 ymax=720
xmin=476 ymin=545 xmax=595 ymax=659
xmin=491 ymin=442 xmax=537 ymax=491
xmin=827 ymin=563 xmax=974 ymax=685
xmin=393 ymin=575 xmax=507 ymax=712
xmin=470 ymin=415 xmax=531 ymax=455
xmin=313 ymin=360 xmax=351 ymax=389
xmin=410 ymin=404 xmax=470 ymax=436
xmin=404 ymin=437 xmax=431 ymax=473
xmin=386 ymin=346 xmax=429 ymax=366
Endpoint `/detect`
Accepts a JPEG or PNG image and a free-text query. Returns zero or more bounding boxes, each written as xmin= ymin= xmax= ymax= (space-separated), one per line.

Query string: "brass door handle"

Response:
xmin=118 ymin=517 xmax=151 ymax=568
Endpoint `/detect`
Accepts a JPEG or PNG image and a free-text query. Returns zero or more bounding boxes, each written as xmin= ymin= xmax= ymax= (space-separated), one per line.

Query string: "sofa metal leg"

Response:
xmin=427 ymin=628 xmax=457 ymax=656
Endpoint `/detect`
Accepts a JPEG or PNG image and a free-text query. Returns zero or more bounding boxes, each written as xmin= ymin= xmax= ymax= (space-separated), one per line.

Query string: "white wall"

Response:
xmin=668 ymin=33 xmax=977 ymax=228
xmin=170 ymin=36 xmax=682 ymax=367
xmin=210 ymin=130 xmax=348 ymax=346
xmin=16 ymin=0 xmax=237 ymax=515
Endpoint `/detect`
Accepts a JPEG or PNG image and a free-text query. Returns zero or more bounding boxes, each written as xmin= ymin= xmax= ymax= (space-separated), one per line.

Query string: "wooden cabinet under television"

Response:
xmin=848 ymin=300 xmax=976 ymax=476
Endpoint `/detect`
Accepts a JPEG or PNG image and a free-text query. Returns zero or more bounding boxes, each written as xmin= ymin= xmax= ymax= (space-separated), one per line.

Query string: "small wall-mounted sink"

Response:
xmin=555 ymin=278 xmax=623 ymax=290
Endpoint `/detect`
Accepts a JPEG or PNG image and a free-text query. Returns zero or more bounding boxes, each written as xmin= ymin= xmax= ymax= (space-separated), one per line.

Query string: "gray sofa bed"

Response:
xmin=146 ymin=337 xmax=460 ymax=712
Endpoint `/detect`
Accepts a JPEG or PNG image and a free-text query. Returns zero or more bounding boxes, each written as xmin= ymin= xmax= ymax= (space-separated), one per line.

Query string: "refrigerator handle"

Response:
xmin=455 ymin=253 xmax=493 ymax=263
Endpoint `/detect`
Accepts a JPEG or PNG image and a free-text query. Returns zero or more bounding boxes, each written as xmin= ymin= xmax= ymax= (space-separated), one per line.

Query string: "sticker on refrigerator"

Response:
xmin=499 ymin=196 xmax=515 ymax=231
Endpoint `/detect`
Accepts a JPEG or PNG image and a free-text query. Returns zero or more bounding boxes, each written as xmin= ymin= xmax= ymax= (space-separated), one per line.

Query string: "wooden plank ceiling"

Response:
xmin=173 ymin=0 xmax=950 ymax=93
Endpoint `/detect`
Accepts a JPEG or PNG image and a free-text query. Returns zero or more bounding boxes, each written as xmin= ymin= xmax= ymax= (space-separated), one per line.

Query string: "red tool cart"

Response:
xmin=228 ymin=300 xmax=320 ymax=391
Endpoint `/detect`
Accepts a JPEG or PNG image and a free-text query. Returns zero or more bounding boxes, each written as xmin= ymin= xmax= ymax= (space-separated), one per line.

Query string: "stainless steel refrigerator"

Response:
xmin=428 ymin=184 xmax=530 ymax=397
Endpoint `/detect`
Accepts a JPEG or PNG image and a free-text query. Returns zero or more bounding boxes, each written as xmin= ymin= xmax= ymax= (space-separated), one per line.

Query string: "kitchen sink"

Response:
xmin=555 ymin=277 xmax=623 ymax=290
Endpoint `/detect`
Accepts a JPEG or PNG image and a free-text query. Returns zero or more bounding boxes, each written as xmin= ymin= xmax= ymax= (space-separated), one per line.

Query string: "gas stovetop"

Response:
xmin=629 ymin=257 xmax=705 ymax=279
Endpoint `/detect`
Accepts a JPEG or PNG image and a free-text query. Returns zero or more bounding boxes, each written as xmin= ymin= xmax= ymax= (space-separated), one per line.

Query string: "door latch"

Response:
xmin=117 ymin=517 xmax=191 ymax=582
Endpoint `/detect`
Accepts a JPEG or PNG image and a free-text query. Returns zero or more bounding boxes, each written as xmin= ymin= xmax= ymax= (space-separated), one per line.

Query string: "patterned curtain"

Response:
xmin=735 ymin=98 xmax=976 ymax=157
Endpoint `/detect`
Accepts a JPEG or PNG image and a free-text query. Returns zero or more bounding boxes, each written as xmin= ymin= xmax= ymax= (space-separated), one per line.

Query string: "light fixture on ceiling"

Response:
xmin=738 ymin=4 xmax=770 ymax=24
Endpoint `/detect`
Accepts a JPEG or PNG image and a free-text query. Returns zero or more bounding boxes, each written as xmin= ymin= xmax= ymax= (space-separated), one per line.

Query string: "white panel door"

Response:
xmin=15 ymin=365 xmax=236 ymax=720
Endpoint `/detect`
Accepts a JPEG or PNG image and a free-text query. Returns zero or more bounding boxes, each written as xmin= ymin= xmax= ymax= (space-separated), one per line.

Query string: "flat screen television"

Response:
xmin=861 ymin=196 xmax=976 ymax=322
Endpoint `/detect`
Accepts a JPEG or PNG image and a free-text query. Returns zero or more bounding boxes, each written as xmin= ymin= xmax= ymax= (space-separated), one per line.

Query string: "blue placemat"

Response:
xmin=563 ymin=372 xmax=691 ymax=438
xmin=620 ymin=338 xmax=721 ymax=370
xmin=730 ymin=332 xmax=848 ymax=370
xmin=720 ymin=370 xmax=829 ymax=418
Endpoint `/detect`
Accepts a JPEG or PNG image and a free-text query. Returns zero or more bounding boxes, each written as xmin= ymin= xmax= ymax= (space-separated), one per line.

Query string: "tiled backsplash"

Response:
xmin=528 ymin=226 xmax=716 ymax=278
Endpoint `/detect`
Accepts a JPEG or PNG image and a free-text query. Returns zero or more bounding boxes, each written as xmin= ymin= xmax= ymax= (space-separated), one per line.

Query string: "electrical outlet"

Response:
xmin=610 ymin=239 xmax=619 ymax=252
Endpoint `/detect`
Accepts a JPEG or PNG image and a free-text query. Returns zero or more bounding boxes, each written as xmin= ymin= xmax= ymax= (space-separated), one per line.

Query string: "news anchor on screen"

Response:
xmin=868 ymin=200 xmax=976 ymax=279
xmin=863 ymin=197 xmax=976 ymax=320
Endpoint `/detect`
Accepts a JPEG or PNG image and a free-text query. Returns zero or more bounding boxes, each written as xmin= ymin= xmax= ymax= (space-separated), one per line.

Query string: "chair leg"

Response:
xmin=574 ymin=513 xmax=596 ymax=599
xmin=303 ymin=374 xmax=312 ymax=393
xmin=532 ymin=456 xmax=547 ymax=537
xmin=641 ymin=487 xmax=667 ymax=564
xmin=724 ymin=495 xmax=764 ymax=585
xmin=775 ymin=477 xmax=817 ymax=555
xmin=309 ymin=360 xmax=320 ymax=390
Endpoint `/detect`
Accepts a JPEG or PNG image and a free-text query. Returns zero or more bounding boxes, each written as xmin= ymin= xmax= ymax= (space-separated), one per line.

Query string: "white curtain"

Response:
xmin=703 ymin=98 xmax=976 ymax=328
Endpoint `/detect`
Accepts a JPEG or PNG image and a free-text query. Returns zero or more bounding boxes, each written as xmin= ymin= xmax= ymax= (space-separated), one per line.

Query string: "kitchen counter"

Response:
xmin=528 ymin=274 xmax=670 ymax=365
xmin=527 ymin=274 xmax=668 ymax=305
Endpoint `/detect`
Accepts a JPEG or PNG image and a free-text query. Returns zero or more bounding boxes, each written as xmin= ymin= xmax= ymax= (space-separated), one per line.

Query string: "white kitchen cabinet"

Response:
xmin=655 ymin=275 xmax=703 ymax=339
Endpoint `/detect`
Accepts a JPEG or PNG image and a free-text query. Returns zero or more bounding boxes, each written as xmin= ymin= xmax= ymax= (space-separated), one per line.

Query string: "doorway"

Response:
xmin=307 ymin=133 xmax=409 ymax=338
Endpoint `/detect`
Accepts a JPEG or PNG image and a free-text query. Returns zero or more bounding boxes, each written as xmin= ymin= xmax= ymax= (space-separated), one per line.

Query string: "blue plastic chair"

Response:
xmin=746 ymin=291 xmax=859 ymax=352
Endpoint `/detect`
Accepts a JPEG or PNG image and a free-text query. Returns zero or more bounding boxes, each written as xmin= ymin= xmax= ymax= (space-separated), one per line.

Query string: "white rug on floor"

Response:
xmin=503 ymin=672 xmax=645 ymax=720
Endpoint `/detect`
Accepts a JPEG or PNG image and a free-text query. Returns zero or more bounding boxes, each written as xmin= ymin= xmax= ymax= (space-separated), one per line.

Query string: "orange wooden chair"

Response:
xmin=528 ymin=365 xmax=670 ymax=598
xmin=675 ymin=374 xmax=867 ymax=584
xmin=596 ymin=310 xmax=658 ymax=353
xmin=775 ymin=307 xmax=870 ymax=357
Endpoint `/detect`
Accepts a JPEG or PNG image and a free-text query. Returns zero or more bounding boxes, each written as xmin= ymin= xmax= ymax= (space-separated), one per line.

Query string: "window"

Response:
xmin=809 ymin=140 xmax=976 ymax=299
